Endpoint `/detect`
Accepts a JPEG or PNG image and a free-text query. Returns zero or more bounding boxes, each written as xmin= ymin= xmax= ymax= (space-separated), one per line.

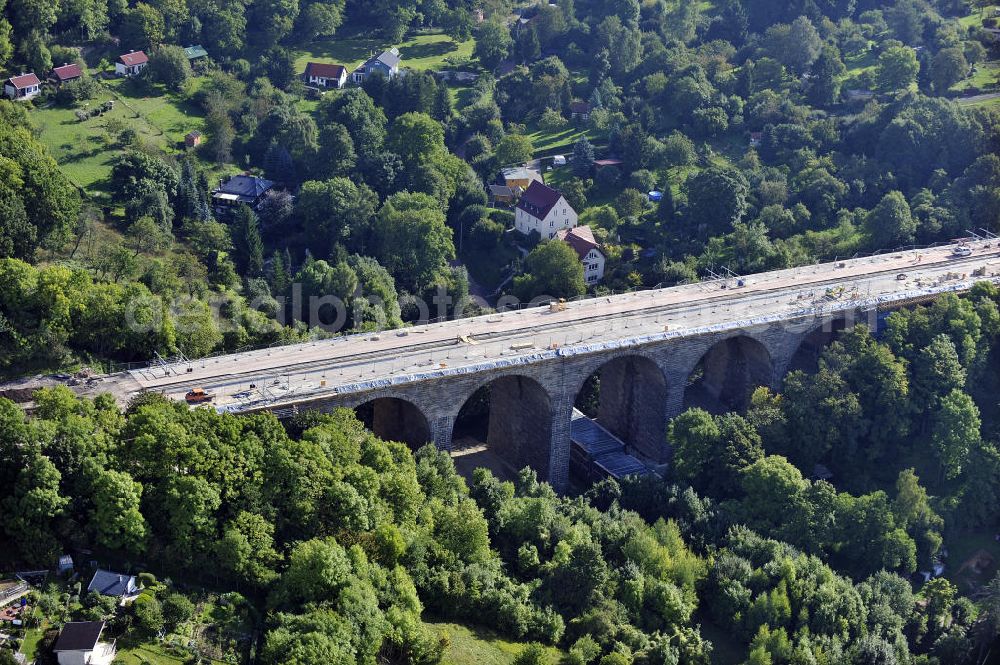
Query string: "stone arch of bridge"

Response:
xmin=785 ymin=311 xmax=868 ymax=376
xmin=352 ymin=395 xmax=432 ymax=450
xmin=684 ymin=334 xmax=774 ymax=412
xmin=450 ymin=372 xmax=554 ymax=482
xmin=571 ymin=351 xmax=670 ymax=462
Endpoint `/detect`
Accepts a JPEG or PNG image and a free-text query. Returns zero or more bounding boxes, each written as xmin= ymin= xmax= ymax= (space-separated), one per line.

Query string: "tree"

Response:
xmin=494 ymin=133 xmax=534 ymax=166
xmin=668 ymin=408 xmax=720 ymax=487
xmin=161 ymin=475 xmax=221 ymax=564
xmin=297 ymin=178 xmax=378 ymax=256
xmin=513 ymin=240 xmax=586 ymax=301
xmin=9 ymin=0 xmax=58 ymax=34
xmin=251 ymin=0 xmax=299 ymax=47
xmin=474 ymin=19 xmax=512 ymax=69
xmin=739 ymin=455 xmax=808 ymax=533
xmin=147 ymin=44 xmax=192 ymax=91
xmin=516 ymin=25 xmax=541 ymax=63
xmin=120 ymin=3 xmax=166 ymax=49
xmin=572 ymin=137 xmax=594 ymax=178
xmin=231 ymin=205 xmax=264 ymax=277
xmin=161 ymin=593 xmax=195 ymax=629
xmin=763 ymin=16 xmax=822 ymax=74
xmin=684 ymin=167 xmax=750 ymax=237
xmin=0 ymin=20 xmax=12 ymax=71
xmin=318 ymin=88 xmax=387 ymax=160
xmin=2 ymin=453 xmax=67 ymax=564
xmin=204 ymin=108 xmax=235 ymax=164
xmin=127 ymin=216 xmax=169 ymax=255
xmin=296 ymin=0 xmax=343 ymax=41
xmin=386 ymin=112 xmax=445 ymax=168
xmin=909 ymin=334 xmax=966 ymax=415
xmin=443 ymin=7 xmax=473 ymax=42
xmin=272 ymin=537 xmax=351 ymax=607
xmin=18 ymin=30 xmax=51 ymax=75
xmin=867 ymin=191 xmax=916 ymax=249
xmin=930 ymin=47 xmax=968 ymax=94
xmin=89 ymin=466 xmax=148 ymax=555
xmin=514 ymin=643 xmax=552 ymax=665
xmin=217 ymin=511 xmax=280 ymax=587
xmin=132 ymin=593 xmax=164 ymax=635
xmin=808 ymin=46 xmax=846 ymax=106
xmin=373 ymin=192 xmax=455 ymax=292
xmin=931 ymin=389 xmax=980 ymax=481
xmin=876 ymin=46 xmax=920 ymax=92
xmin=314 ymin=122 xmax=357 ymax=180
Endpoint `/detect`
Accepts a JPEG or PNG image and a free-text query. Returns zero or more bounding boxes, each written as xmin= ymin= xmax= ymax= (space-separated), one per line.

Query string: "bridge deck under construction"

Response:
xmin=94 ymin=240 xmax=1000 ymax=410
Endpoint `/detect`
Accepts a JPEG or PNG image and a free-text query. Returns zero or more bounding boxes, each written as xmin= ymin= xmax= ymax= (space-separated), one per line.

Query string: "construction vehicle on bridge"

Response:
xmin=184 ymin=388 xmax=215 ymax=404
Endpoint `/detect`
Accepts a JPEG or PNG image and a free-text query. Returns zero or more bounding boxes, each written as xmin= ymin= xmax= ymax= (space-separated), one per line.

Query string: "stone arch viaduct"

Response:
xmin=275 ymin=313 xmax=856 ymax=490
xmin=107 ymin=241 xmax=1000 ymax=491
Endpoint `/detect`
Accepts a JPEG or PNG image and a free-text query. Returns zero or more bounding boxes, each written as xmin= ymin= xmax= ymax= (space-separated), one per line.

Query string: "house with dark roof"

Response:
xmin=489 ymin=184 xmax=517 ymax=205
xmin=51 ymin=63 xmax=83 ymax=84
xmin=183 ymin=45 xmax=208 ymax=60
xmin=54 ymin=621 xmax=116 ymax=665
xmin=515 ymin=181 xmax=577 ymax=239
xmin=115 ymin=51 xmax=148 ymax=77
xmin=556 ymin=225 xmax=605 ymax=284
xmin=303 ymin=62 xmax=348 ymax=89
xmin=4 ymin=73 xmax=41 ymax=101
xmin=569 ymin=100 xmax=591 ymax=121
xmin=352 ymin=48 xmax=401 ymax=83
xmin=212 ymin=174 xmax=276 ymax=216
xmin=87 ymin=569 xmax=138 ymax=599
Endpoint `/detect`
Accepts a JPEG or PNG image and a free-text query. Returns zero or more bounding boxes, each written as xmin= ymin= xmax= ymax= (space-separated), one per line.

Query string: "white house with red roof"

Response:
xmin=515 ymin=180 xmax=577 ymax=239
xmin=556 ymin=225 xmax=605 ymax=284
xmin=51 ymin=63 xmax=83 ymax=84
xmin=115 ymin=51 xmax=148 ymax=77
xmin=303 ymin=62 xmax=348 ymax=88
xmin=4 ymin=73 xmax=41 ymax=100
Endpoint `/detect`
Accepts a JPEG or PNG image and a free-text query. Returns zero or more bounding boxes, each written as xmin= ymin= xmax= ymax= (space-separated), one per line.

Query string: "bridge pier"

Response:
xmin=548 ymin=397 xmax=573 ymax=492
xmin=665 ymin=383 xmax=686 ymax=420
xmin=595 ymin=356 xmax=670 ymax=462
xmin=431 ymin=415 xmax=453 ymax=452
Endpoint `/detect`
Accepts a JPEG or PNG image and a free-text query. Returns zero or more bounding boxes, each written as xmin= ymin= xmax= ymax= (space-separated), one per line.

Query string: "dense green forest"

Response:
xmin=1 ymin=0 xmax=1000 ymax=662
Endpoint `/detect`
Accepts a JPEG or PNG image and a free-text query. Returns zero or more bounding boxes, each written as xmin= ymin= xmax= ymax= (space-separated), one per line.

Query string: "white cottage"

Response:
xmin=514 ymin=181 xmax=577 ymax=239
xmin=4 ymin=73 xmax=41 ymax=101
xmin=53 ymin=621 xmax=116 ymax=665
xmin=556 ymin=225 xmax=605 ymax=284
xmin=302 ymin=62 xmax=348 ymax=88
xmin=115 ymin=51 xmax=148 ymax=77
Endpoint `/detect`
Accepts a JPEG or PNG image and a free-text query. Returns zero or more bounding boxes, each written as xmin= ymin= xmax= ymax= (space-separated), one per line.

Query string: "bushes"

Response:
xmin=55 ymin=76 xmax=100 ymax=105
xmin=73 ymin=100 xmax=114 ymax=121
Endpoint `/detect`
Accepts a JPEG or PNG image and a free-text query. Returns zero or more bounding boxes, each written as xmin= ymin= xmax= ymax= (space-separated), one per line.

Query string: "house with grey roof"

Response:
xmin=352 ymin=48 xmax=401 ymax=83
xmin=211 ymin=174 xmax=276 ymax=216
xmin=87 ymin=569 xmax=138 ymax=599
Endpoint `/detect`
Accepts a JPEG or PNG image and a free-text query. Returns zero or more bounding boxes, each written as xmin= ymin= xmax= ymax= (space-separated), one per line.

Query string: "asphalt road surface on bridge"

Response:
xmin=100 ymin=240 xmax=1000 ymax=411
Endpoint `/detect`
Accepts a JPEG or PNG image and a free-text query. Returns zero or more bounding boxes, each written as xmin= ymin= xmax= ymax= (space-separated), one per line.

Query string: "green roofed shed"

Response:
xmin=183 ymin=45 xmax=208 ymax=60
